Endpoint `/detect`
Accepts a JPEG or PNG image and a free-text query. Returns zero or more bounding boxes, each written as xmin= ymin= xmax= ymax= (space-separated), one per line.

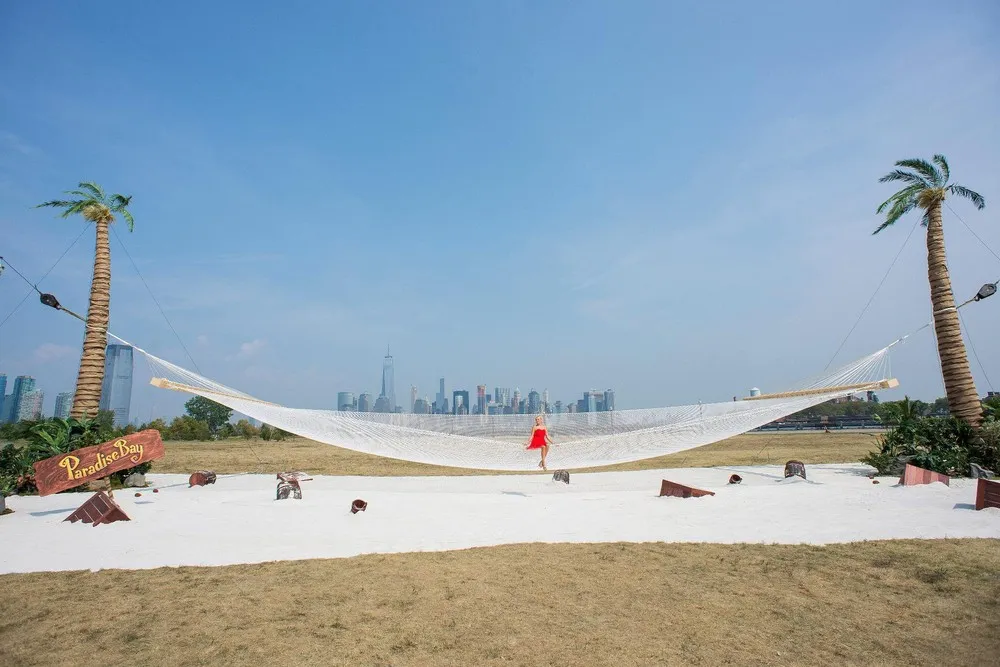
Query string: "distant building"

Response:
xmin=436 ymin=378 xmax=446 ymax=413
xmin=413 ymin=398 xmax=431 ymax=414
xmin=358 ymin=393 xmax=374 ymax=412
xmin=8 ymin=376 xmax=36 ymax=423
xmin=0 ymin=394 xmax=13 ymax=423
xmin=604 ymin=389 xmax=616 ymax=411
xmin=476 ymin=385 xmax=486 ymax=415
xmin=17 ymin=390 xmax=44 ymax=421
xmin=99 ymin=344 xmax=134 ymax=427
xmin=542 ymin=389 xmax=549 ymax=412
xmin=54 ymin=392 xmax=74 ymax=419
xmin=373 ymin=395 xmax=392 ymax=413
xmin=494 ymin=387 xmax=510 ymax=408
xmin=512 ymin=388 xmax=521 ymax=413
xmin=527 ymin=390 xmax=541 ymax=414
xmin=583 ymin=390 xmax=600 ymax=413
xmin=337 ymin=392 xmax=356 ymax=411
xmin=453 ymin=390 xmax=470 ymax=415
xmin=379 ymin=347 xmax=396 ymax=412
xmin=410 ymin=385 xmax=418 ymax=413
xmin=554 ymin=400 xmax=563 ymax=414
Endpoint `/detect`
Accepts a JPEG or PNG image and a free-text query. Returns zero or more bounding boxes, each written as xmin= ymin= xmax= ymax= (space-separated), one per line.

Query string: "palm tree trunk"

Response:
xmin=926 ymin=202 xmax=983 ymax=427
xmin=70 ymin=219 xmax=111 ymax=419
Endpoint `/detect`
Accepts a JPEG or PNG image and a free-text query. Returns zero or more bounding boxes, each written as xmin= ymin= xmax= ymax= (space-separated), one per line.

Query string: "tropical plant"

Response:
xmin=861 ymin=414 xmax=998 ymax=477
xmin=874 ymin=155 xmax=986 ymax=428
xmin=36 ymin=182 xmax=135 ymax=420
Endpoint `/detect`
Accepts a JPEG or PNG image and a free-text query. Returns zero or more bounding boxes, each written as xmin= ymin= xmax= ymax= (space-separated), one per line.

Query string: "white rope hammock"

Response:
xmin=113 ymin=334 xmax=898 ymax=471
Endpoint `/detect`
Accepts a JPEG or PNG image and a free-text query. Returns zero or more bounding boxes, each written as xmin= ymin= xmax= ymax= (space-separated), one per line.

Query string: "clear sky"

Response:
xmin=1 ymin=0 xmax=998 ymax=421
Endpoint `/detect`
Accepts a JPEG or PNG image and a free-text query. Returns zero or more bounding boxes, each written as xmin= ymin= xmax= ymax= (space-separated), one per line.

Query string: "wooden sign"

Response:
xmin=32 ymin=429 xmax=164 ymax=497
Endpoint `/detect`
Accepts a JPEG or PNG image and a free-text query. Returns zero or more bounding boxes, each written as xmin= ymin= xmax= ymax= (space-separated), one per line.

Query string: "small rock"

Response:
xmin=124 ymin=472 xmax=146 ymax=488
xmin=552 ymin=470 xmax=570 ymax=484
xmin=153 ymin=488 xmax=159 ymax=493
xmin=135 ymin=492 xmax=142 ymax=497
xmin=728 ymin=474 xmax=742 ymax=485
xmin=351 ymin=498 xmax=367 ymax=514
xmin=970 ymin=462 xmax=996 ymax=479
xmin=872 ymin=480 xmax=880 ymax=485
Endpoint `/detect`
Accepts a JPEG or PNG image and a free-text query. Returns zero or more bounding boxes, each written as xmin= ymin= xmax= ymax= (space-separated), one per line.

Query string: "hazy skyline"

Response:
xmin=1 ymin=1 xmax=998 ymax=420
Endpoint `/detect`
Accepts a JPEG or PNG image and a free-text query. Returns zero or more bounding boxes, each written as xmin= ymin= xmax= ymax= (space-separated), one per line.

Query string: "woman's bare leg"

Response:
xmin=540 ymin=445 xmax=548 ymax=470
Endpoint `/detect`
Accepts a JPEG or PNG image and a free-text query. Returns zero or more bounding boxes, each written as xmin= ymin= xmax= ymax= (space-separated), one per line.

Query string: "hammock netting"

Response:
xmin=119 ymin=334 xmax=896 ymax=471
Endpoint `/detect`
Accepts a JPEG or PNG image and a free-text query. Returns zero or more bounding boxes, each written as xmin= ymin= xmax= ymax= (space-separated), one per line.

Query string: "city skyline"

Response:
xmin=0 ymin=343 xmax=134 ymax=425
xmin=334 ymin=347 xmax=617 ymax=415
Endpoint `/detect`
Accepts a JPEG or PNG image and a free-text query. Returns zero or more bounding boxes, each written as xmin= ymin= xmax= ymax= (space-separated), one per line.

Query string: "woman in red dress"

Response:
xmin=525 ymin=415 xmax=552 ymax=470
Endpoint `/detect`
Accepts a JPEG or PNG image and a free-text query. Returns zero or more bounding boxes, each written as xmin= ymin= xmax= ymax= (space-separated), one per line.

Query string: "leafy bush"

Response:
xmin=862 ymin=412 xmax=1000 ymax=476
xmin=0 ymin=417 xmax=151 ymax=496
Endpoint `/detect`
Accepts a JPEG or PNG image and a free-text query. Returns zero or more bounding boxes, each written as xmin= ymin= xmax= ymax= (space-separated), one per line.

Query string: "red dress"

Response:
xmin=527 ymin=427 xmax=548 ymax=449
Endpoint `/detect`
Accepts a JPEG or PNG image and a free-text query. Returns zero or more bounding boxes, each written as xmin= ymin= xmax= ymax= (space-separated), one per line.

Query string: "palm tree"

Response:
xmin=37 ymin=182 xmax=134 ymax=420
xmin=874 ymin=155 xmax=986 ymax=427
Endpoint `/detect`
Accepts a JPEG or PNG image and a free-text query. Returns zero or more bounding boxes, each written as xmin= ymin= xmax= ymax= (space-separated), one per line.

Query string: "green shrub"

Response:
xmin=0 ymin=417 xmax=151 ymax=496
xmin=862 ymin=414 xmax=1000 ymax=476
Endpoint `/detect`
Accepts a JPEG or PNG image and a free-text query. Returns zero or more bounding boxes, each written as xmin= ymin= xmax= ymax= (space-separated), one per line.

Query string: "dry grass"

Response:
xmin=1 ymin=539 xmax=997 ymax=666
xmin=152 ymin=430 xmax=883 ymax=477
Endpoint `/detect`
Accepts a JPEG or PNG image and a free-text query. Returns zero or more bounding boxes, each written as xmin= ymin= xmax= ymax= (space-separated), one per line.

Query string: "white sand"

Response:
xmin=1 ymin=463 xmax=997 ymax=574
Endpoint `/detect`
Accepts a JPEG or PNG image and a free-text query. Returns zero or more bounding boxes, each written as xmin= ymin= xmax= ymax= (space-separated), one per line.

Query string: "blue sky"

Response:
xmin=1 ymin=0 xmax=998 ymax=420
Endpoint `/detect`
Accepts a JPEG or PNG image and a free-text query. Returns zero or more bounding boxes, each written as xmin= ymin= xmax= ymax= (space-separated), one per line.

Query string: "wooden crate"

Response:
xmin=899 ymin=463 xmax=950 ymax=487
xmin=65 ymin=491 xmax=130 ymax=526
xmin=659 ymin=479 xmax=715 ymax=499
xmin=975 ymin=478 xmax=1000 ymax=511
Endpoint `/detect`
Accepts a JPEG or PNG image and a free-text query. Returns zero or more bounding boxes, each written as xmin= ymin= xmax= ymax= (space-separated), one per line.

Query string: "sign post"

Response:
xmin=31 ymin=430 xmax=165 ymax=526
xmin=32 ymin=429 xmax=165 ymax=497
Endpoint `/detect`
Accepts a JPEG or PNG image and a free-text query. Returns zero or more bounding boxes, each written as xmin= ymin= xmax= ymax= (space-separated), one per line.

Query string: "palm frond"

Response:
xmin=878 ymin=169 xmax=929 ymax=187
xmin=77 ymin=181 xmax=106 ymax=202
xmin=66 ymin=190 xmax=101 ymax=202
xmin=896 ymin=158 xmax=942 ymax=186
xmin=120 ymin=208 xmax=135 ymax=231
xmin=872 ymin=219 xmax=895 ymax=235
xmin=876 ymin=183 xmax=921 ymax=215
xmin=882 ymin=197 xmax=917 ymax=229
xmin=109 ymin=193 xmax=132 ymax=209
xmin=932 ymin=154 xmax=950 ymax=182
xmin=35 ymin=199 xmax=75 ymax=209
xmin=948 ymin=184 xmax=986 ymax=210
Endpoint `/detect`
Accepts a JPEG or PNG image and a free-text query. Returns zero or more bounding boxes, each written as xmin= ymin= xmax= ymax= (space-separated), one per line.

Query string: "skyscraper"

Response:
xmin=542 ymin=389 xmax=550 ymax=412
xmin=337 ymin=391 xmax=356 ymax=411
xmin=452 ymin=390 xmax=470 ymax=415
xmin=476 ymin=385 xmax=486 ymax=415
xmin=494 ymin=387 xmax=510 ymax=408
xmin=379 ymin=346 xmax=396 ymax=412
xmin=9 ymin=376 xmax=36 ymax=423
xmin=54 ymin=392 xmax=74 ymax=419
xmin=436 ymin=378 xmax=446 ymax=413
xmin=17 ymin=390 xmax=43 ymax=421
xmin=604 ymin=389 xmax=616 ymax=411
xmin=358 ymin=393 xmax=374 ymax=412
xmin=410 ymin=385 xmax=418 ymax=413
xmin=512 ymin=388 xmax=521 ymax=413
xmin=527 ymin=389 xmax=541 ymax=414
xmin=99 ymin=344 xmax=134 ymax=427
